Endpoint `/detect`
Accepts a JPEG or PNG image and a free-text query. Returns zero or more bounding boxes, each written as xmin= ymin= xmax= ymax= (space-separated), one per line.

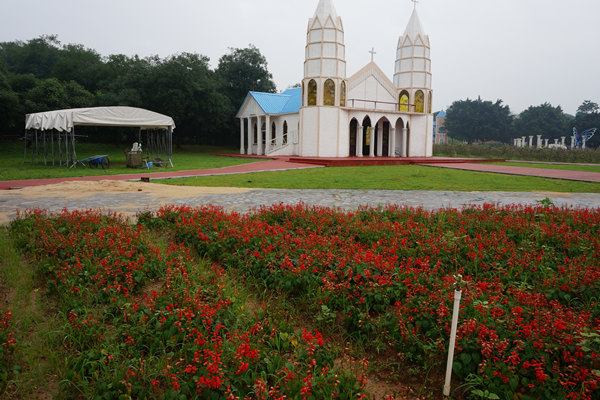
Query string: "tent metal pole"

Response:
xmin=65 ymin=130 xmax=69 ymax=168
xmin=71 ymin=127 xmax=77 ymax=166
xmin=43 ymin=131 xmax=47 ymax=166
xmin=23 ymin=129 xmax=28 ymax=163
xmin=168 ymin=126 xmax=173 ymax=167
xmin=51 ymin=131 xmax=55 ymax=166
xmin=34 ymin=130 xmax=38 ymax=164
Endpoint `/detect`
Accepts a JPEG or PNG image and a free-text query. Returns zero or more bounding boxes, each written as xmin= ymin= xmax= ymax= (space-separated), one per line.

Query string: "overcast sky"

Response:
xmin=2 ymin=0 xmax=599 ymax=115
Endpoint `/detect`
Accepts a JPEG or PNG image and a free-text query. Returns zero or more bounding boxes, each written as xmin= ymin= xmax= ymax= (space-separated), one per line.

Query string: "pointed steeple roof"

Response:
xmin=403 ymin=8 xmax=426 ymax=39
xmin=313 ymin=0 xmax=338 ymax=22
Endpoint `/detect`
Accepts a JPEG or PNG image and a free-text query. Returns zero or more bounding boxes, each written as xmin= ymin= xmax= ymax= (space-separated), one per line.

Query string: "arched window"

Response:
xmin=340 ymin=81 xmax=347 ymax=107
xmin=283 ymin=121 xmax=288 ymax=145
xmin=428 ymin=92 xmax=432 ymax=114
xmin=302 ymin=82 xmax=305 ymax=107
xmin=308 ymin=79 xmax=317 ymax=106
xmin=271 ymin=122 xmax=276 ymax=146
xmin=261 ymin=123 xmax=266 ymax=145
xmin=253 ymin=123 xmax=258 ymax=144
xmin=324 ymin=79 xmax=335 ymax=106
xmin=415 ymin=90 xmax=425 ymax=113
xmin=399 ymin=91 xmax=409 ymax=112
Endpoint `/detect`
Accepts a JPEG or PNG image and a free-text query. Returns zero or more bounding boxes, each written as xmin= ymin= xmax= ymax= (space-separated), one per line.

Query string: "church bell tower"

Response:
xmin=394 ymin=6 xmax=432 ymax=115
xmin=299 ymin=0 xmax=349 ymax=157
xmin=393 ymin=5 xmax=434 ymax=157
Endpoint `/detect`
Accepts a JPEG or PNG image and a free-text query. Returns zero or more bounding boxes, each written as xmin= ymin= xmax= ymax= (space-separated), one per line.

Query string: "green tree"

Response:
xmin=146 ymin=53 xmax=232 ymax=145
xmin=23 ymin=77 xmax=93 ymax=112
xmin=216 ymin=45 xmax=276 ymax=145
xmin=0 ymin=66 xmax=20 ymax=132
xmin=444 ymin=98 xmax=514 ymax=143
xmin=574 ymin=100 xmax=600 ymax=147
xmin=513 ymin=103 xmax=571 ymax=140
xmin=52 ymin=43 xmax=107 ymax=91
xmin=216 ymin=45 xmax=276 ymax=108
xmin=0 ymin=35 xmax=62 ymax=78
xmin=94 ymin=54 xmax=151 ymax=107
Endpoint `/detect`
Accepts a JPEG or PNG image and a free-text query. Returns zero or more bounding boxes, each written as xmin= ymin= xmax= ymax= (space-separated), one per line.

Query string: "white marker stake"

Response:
xmin=443 ymin=288 xmax=462 ymax=396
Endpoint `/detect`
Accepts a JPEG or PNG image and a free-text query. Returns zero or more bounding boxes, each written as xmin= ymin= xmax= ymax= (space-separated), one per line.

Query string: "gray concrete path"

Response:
xmin=2 ymin=188 xmax=600 ymax=224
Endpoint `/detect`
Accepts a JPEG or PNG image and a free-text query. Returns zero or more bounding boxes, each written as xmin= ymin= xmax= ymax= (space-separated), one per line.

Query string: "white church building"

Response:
xmin=236 ymin=0 xmax=433 ymax=158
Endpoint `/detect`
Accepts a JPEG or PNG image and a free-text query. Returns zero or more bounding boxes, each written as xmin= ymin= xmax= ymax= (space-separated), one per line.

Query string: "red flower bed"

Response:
xmin=142 ymin=203 xmax=600 ymax=399
xmin=10 ymin=210 xmax=365 ymax=399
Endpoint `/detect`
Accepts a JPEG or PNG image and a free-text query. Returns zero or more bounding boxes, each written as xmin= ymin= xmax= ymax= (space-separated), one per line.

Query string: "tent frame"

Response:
xmin=23 ymin=107 xmax=174 ymax=168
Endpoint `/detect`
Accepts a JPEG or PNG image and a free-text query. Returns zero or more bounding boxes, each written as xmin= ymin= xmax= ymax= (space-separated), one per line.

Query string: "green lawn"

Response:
xmin=163 ymin=164 xmax=600 ymax=193
xmin=0 ymin=141 xmax=258 ymax=181
xmin=487 ymin=161 xmax=600 ymax=173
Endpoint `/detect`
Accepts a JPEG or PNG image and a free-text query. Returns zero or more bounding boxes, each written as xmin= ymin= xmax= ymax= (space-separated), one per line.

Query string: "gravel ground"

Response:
xmin=2 ymin=187 xmax=600 ymax=224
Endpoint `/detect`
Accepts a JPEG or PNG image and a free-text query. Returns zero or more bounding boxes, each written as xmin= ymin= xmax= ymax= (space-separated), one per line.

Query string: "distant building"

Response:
xmin=433 ymin=110 xmax=447 ymax=144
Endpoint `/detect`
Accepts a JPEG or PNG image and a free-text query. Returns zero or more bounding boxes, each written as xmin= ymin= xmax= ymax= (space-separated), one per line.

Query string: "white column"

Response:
xmin=376 ymin=122 xmax=383 ymax=157
xmin=570 ymin=136 xmax=575 ymax=148
xmin=356 ymin=125 xmax=363 ymax=157
xmin=240 ymin=119 xmax=245 ymax=154
xmin=544 ymin=139 xmax=549 ymax=148
xmin=561 ymin=136 xmax=566 ymax=147
xmin=528 ymin=135 xmax=534 ymax=147
xmin=402 ymin=128 xmax=408 ymax=157
xmin=390 ymin=127 xmax=396 ymax=157
xmin=246 ymin=118 xmax=252 ymax=154
xmin=369 ymin=127 xmax=375 ymax=157
xmin=265 ymin=115 xmax=271 ymax=154
xmin=521 ymin=136 xmax=526 ymax=147
xmin=536 ymin=135 xmax=542 ymax=149
xmin=257 ymin=115 xmax=263 ymax=155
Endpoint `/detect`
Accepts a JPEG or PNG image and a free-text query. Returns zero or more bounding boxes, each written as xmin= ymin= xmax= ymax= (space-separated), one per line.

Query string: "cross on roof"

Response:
xmin=411 ymin=0 xmax=419 ymax=9
xmin=369 ymin=47 xmax=376 ymax=62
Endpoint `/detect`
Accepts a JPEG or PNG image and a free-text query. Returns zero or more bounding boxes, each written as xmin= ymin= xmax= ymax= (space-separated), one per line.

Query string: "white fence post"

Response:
xmin=443 ymin=274 xmax=465 ymax=397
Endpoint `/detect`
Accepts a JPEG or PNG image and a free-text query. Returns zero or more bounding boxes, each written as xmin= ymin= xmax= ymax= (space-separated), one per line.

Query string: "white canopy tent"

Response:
xmin=24 ymin=106 xmax=175 ymax=167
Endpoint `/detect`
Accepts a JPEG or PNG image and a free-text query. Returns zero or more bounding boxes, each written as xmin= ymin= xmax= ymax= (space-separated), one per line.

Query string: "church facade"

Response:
xmin=236 ymin=0 xmax=433 ymax=158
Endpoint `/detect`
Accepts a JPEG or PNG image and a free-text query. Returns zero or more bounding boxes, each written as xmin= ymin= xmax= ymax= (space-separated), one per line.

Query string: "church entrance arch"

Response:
xmin=349 ymin=119 xmax=358 ymax=157
xmin=362 ymin=116 xmax=372 ymax=157
xmin=375 ymin=118 xmax=391 ymax=157
xmin=395 ymin=118 xmax=405 ymax=157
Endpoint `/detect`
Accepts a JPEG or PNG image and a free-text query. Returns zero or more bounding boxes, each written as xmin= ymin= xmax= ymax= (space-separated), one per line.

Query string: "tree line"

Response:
xmin=444 ymin=97 xmax=600 ymax=147
xmin=0 ymin=35 xmax=276 ymax=145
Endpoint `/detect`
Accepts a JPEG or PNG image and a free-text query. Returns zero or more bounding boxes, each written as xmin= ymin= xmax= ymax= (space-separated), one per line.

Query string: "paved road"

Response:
xmin=2 ymin=187 xmax=600 ymax=225
xmin=421 ymin=162 xmax=600 ymax=183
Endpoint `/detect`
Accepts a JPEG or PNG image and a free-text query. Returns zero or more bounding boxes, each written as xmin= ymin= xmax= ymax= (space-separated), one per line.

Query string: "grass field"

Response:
xmin=164 ymin=164 xmax=600 ymax=193
xmin=486 ymin=161 xmax=600 ymax=173
xmin=0 ymin=141 xmax=255 ymax=181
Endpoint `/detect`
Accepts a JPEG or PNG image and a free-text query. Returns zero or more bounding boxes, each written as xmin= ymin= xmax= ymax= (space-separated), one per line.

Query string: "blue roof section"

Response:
xmin=437 ymin=110 xmax=446 ymax=118
xmin=245 ymin=87 xmax=302 ymax=115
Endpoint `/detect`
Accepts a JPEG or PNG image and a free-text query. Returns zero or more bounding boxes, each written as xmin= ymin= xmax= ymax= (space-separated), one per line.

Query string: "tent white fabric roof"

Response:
xmin=25 ymin=106 xmax=175 ymax=132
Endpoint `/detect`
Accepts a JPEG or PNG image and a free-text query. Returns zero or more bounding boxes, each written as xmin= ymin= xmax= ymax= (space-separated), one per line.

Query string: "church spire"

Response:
xmin=314 ymin=0 xmax=338 ymax=22
xmin=403 ymin=8 xmax=426 ymax=39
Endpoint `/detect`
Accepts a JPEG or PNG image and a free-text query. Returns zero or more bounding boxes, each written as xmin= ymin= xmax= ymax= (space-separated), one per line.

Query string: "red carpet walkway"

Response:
xmin=420 ymin=163 xmax=600 ymax=183
xmin=3 ymin=156 xmax=600 ymax=190
xmin=0 ymin=158 xmax=322 ymax=190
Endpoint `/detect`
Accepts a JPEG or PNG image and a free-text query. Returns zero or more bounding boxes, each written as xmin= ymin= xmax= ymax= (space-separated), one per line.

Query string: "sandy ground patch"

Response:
xmin=3 ymin=180 xmax=253 ymax=198
xmin=0 ymin=180 xmax=255 ymax=224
